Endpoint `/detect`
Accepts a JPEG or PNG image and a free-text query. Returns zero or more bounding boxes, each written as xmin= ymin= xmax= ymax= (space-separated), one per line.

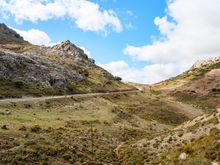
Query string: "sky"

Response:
xmin=0 ymin=0 xmax=220 ymax=84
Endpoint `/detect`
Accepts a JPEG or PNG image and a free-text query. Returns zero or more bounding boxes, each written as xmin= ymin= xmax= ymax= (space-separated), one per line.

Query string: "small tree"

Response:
xmin=114 ymin=76 xmax=122 ymax=81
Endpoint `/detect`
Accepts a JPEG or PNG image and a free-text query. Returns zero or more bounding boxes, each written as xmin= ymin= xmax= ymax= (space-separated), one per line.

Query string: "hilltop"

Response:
xmin=154 ymin=56 xmax=220 ymax=111
xmin=116 ymin=57 xmax=220 ymax=164
xmin=0 ymin=23 xmax=134 ymax=98
xmin=0 ymin=23 xmax=28 ymax=45
xmin=0 ymin=23 xmax=220 ymax=165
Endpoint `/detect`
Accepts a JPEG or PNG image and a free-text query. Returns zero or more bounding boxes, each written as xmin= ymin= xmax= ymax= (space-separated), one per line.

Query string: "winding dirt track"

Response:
xmin=0 ymin=90 xmax=140 ymax=104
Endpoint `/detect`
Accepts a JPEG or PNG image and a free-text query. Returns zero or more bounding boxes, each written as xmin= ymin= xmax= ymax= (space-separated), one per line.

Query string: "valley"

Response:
xmin=0 ymin=23 xmax=220 ymax=165
xmin=0 ymin=89 xmax=196 ymax=164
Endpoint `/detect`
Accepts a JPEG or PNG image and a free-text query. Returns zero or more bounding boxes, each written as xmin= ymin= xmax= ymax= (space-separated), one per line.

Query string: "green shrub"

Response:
xmin=62 ymin=152 xmax=71 ymax=160
xmin=14 ymin=154 xmax=23 ymax=161
xmin=215 ymin=143 xmax=220 ymax=158
xmin=209 ymin=128 xmax=220 ymax=136
xmin=114 ymin=76 xmax=122 ymax=81
xmin=40 ymin=161 xmax=48 ymax=165
xmin=46 ymin=147 xmax=58 ymax=156
xmin=13 ymin=80 xmax=25 ymax=88
xmin=183 ymin=145 xmax=194 ymax=154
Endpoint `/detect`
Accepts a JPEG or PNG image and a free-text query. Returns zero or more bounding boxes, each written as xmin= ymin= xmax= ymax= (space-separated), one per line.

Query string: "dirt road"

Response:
xmin=0 ymin=90 xmax=140 ymax=104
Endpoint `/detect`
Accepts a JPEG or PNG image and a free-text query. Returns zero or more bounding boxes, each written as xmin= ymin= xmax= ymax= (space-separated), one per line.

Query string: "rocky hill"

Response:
xmin=1 ymin=22 xmax=220 ymax=165
xmin=192 ymin=56 xmax=220 ymax=69
xmin=0 ymin=23 xmax=133 ymax=98
xmin=0 ymin=23 xmax=27 ymax=45
xmin=114 ymin=57 xmax=220 ymax=164
xmin=154 ymin=56 xmax=220 ymax=111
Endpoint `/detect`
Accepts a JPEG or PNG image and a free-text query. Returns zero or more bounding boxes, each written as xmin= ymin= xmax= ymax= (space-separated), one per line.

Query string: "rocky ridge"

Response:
xmin=0 ymin=23 xmax=27 ymax=44
xmin=0 ymin=23 xmax=132 ymax=98
xmin=191 ymin=56 xmax=220 ymax=69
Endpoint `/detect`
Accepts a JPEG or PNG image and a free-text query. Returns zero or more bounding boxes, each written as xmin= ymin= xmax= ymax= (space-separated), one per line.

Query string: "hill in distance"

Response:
xmin=154 ymin=56 xmax=220 ymax=111
xmin=118 ymin=57 xmax=220 ymax=164
xmin=0 ymin=23 xmax=134 ymax=99
xmin=0 ymin=23 xmax=220 ymax=165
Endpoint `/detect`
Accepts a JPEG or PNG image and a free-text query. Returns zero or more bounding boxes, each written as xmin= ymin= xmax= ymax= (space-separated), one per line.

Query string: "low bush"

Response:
xmin=183 ymin=145 xmax=194 ymax=154
xmin=19 ymin=126 xmax=27 ymax=131
xmin=13 ymin=80 xmax=25 ymax=88
xmin=62 ymin=152 xmax=71 ymax=160
xmin=30 ymin=125 xmax=41 ymax=133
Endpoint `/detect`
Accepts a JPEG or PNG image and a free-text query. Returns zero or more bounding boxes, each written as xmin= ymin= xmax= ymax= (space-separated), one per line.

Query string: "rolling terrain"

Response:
xmin=154 ymin=57 xmax=220 ymax=111
xmin=0 ymin=23 xmax=220 ymax=165
xmin=0 ymin=90 xmax=193 ymax=164
xmin=116 ymin=57 xmax=220 ymax=164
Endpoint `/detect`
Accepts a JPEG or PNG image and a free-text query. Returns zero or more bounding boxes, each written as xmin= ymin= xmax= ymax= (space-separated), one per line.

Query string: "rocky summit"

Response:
xmin=0 ymin=23 xmax=27 ymax=44
xmin=0 ymin=24 xmax=133 ymax=98
xmin=191 ymin=56 xmax=220 ymax=69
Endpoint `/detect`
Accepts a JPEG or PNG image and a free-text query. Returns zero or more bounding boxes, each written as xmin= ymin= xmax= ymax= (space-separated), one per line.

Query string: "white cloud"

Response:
xmin=124 ymin=0 xmax=220 ymax=83
xmin=79 ymin=46 xmax=91 ymax=58
xmin=0 ymin=0 xmax=123 ymax=34
xmin=99 ymin=61 xmax=145 ymax=83
xmin=99 ymin=60 xmax=179 ymax=84
xmin=154 ymin=16 xmax=175 ymax=36
xmin=12 ymin=27 xmax=51 ymax=46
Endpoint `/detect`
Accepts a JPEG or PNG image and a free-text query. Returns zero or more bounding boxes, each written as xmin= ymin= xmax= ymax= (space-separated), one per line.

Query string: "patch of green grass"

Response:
xmin=0 ymin=79 xmax=62 ymax=99
xmin=0 ymin=92 xmax=188 ymax=164
xmin=171 ymin=91 xmax=217 ymax=112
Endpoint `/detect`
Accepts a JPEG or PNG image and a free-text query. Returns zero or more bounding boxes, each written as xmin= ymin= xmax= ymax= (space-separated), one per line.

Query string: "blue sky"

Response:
xmin=0 ymin=0 xmax=219 ymax=83
xmin=0 ymin=0 xmax=166 ymax=65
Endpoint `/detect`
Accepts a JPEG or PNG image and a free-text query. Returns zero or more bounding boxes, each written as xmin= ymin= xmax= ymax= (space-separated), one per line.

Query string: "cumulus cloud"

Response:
xmin=12 ymin=27 xmax=51 ymax=45
xmin=99 ymin=60 xmax=179 ymax=84
xmin=99 ymin=61 xmax=146 ymax=83
xmin=124 ymin=0 xmax=220 ymax=83
xmin=0 ymin=0 xmax=123 ymax=34
xmin=79 ymin=46 xmax=91 ymax=58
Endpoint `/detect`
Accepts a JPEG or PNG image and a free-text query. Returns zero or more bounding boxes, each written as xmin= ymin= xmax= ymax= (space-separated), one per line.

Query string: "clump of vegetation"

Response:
xmin=114 ymin=76 xmax=122 ymax=81
xmin=13 ymin=80 xmax=25 ymax=89
xmin=62 ymin=152 xmax=71 ymax=160
xmin=0 ymin=89 xmax=194 ymax=164
xmin=30 ymin=125 xmax=41 ymax=133
xmin=19 ymin=125 xmax=27 ymax=131
xmin=151 ymin=127 xmax=220 ymax=164
xmin=183 ymin=145 xmax=194 ymax=154
xmin=1 ymin=124 xmax=8 ymax=130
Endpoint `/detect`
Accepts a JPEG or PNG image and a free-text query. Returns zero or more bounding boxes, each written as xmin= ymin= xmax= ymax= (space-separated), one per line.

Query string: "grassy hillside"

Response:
xmin=0 ymin=91 xmax=190 ymax=164
xmin=153 ymin=128 xmax=220 ymax=165
xmin=153 ymin=60 xmax=220 ymax=111
xmin=1 ymin=22 xmax=220 ymax=164
xmin=0 ymin=24 xmax=134 ymax=98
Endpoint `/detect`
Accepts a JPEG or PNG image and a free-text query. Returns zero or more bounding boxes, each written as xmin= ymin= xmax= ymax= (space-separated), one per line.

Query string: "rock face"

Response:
xmin=0 ymin=49 xmax=83 ymax=88
xmin=49 ymin=40 xmax=94 ymax=66
xmin=191 ymin=56 xmax=220 ymax=69
xmin=0 ymin=23 xmax=27 ymax=44
xmin=0 ymin=23 xmax=129 ymax=97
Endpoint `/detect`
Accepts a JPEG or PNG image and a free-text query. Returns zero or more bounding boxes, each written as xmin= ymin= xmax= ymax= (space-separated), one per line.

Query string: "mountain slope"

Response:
xmin=0 ymin=89 xmax=191 ymax=164
xmin=0 ymin=24 xmax=134 ymax=98
xmin=1 ymin=22 xmax=220 ymax=165
xmin=114 ymin=57 xmax=220 ymax=164
xmin=0 ymin=23 xmax=28 ymax=45
xmin=154 ymin=57 xmax=220 ymax=111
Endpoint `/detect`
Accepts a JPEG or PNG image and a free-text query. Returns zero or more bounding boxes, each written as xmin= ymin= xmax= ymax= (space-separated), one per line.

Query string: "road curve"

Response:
xmin=0 ymin=90 xmax=140 ymax=104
